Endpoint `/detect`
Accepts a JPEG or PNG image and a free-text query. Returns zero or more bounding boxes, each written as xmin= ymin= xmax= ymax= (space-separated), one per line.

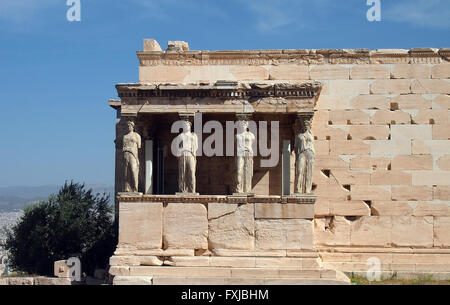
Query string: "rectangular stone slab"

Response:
xmin=118 ymin=202 xmax=163 ymax=249
xmin=163 ymin=203 xmax=208 ymax=250
xmin=208 ymin=203 xmax=255 ymax=250
xmin=255 ymin=219 xmax=314 ymax=250
xmin=255 ymin=203 xmax=315 ymax=219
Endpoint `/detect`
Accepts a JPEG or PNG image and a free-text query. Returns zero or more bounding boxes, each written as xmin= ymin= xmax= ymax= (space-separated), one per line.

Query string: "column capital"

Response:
xmin=236 ymin=113 xmax=253 ymax=121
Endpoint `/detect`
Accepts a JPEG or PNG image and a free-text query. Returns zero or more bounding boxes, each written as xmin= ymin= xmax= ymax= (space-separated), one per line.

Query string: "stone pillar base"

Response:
xmin=110 ymin=194 xmax=350 ymax=285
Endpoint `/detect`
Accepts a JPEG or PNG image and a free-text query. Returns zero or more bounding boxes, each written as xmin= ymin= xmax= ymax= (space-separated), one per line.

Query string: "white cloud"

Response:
xmin=384 ymin=0 xmax=450 ymax=28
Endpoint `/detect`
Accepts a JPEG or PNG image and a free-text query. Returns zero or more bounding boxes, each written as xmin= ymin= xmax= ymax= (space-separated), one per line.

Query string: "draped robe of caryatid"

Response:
xmin=294 ymin=122 xmax=315 ymax=194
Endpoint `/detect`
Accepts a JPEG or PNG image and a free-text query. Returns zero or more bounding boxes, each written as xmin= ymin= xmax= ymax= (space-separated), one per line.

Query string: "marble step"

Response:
xmin=113 ymin=275 xmax=351 ymax=285
xmin=110 ymin=266 xmax=350 ymax=284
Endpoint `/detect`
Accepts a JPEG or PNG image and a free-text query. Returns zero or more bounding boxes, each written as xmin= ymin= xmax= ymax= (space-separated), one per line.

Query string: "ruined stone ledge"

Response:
xmin=112 ymin=275 xmax=350 ymax=285
xmin=317 ymin=247 xmax=450 ymax=254
xmin=136 ymin=48 xmax=450 ymax=66
xmin=117 ymin=194 xmax=317 ymax=204
xmin=0 ymin=277 xmax=76 ymax=286
xmin=110 ymin=266 xmax=350 ymax=284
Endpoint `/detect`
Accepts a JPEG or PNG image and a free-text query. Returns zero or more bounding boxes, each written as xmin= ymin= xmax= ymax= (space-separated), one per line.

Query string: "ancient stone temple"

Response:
xmin=108 ymin=39 xmax=450 ymax=284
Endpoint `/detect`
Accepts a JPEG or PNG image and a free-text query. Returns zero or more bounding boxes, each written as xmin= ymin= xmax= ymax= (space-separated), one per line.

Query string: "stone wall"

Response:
xmin=131 ymin=45 xmax=450 ymax=274
xmin=116 ymin=199 xmax=315 ymax=254
xmin=307 ymin=55 xmax=450 ymax=274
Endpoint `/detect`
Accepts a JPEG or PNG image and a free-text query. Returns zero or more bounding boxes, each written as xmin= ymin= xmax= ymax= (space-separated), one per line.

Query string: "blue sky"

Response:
xmin=0 ymin=0 xmax=449 ymax=187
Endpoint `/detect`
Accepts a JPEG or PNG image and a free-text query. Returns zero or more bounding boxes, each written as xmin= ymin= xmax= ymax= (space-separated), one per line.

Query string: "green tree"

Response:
xmin=0 ymin=182 xmax=116 ymax=276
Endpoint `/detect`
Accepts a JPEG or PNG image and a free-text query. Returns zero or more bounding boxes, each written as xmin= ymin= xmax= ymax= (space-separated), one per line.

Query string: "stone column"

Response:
xmin=234 ymin=113 xmax=256 ymax=195
xmin=115 ymin=115 xmax=142 ymax=194
xmin=293 ymin=114 xmax=315 ymax=195
xmin=174 ymin=113 xmax=198 ymax=195
xmin=114 ymin=111 xmax=125 ymax=221
xmin=142 ymin=121 xmax=156 ymax=195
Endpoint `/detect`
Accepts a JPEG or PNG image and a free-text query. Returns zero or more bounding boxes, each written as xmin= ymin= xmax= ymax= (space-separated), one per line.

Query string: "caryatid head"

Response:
xmin=126 ymin=121 xmax=135 ymax=133
xmin=303 ymin=118 xmax=312 ymax=132
xmin=182 ymin=119 xmax=192 ymax=133
xmin=294 ymin=116 xmax=313 ymax=133
xmin=237 ymin=120 xmax=249 ymax=134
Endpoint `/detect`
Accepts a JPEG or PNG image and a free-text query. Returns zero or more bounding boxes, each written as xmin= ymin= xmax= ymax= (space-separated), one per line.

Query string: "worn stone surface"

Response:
xmin=7 ymin=277 xmax=35 ymax=285
xmin=329 ymin=110 xmax=370 ymax=125
xmin=433 ymin=94 xmax=450 ymax=109
xmin=391 ymin=125 xmax=432 ymax=140
xmin=255 ymin=219 xmax=314 ymax=250
xmin=350 ymin=216 xmax=392 ymax=247
xmin=143 ymin=39 xmax=162 ymax=51
xmin=370 ymin=170 xmax=412 ymax=185
xmin=310 ymin=65 xmax=349 ymax=80
xmin=433 ymin=124 xmax=450 ymax=140
xmin=329 ymin=201 xmax=371 ymax=216
xmin=208 ymin=203 xmax=255 ymax=250
xmin=437 ymin=155 xmax=450 ymax=170
xmin=411 ymin=79 xmax=450 ymax=94
xmin=164 ymin=203 xmax=208 ymax=249
xmin=255 ymin=203 xmax=315 ymax=219
xmin=392 ymin=216 xmax=433 ymax=247
xmin=392 ymin=64 xmax=431 ymax=79
xmin=350 ymin=95 xmax=390 ymax=110
xmin=34 ymin=277 xmax=74 ymax=285
xmin=315 ymin=216 xmax=351 ymax=246
xmin=392 ymin=186 xmax=433 ymax=201
xmin=413 ymin=203 xmax=450 ymax=216
xmin=54 ymin=260 xmax=70 ymax=278
xmin=119 ymin=202 xmax=163 ymax=249
xmin=351 ymin=185 xmax=391 ymax=201
xmin=391 ymin=94 xmax=432 ymax=109
xmin=370 ymin=201 xmax=413 ymax=216
xmin=167 ymin=40 xmax=189 ymax=51
xmin=392 ymin=155 xmax=433 ymax=170
xmin=412 ymin=171 xmax=450 ymax=186
xmin=110 ymin=43 xmax=450 ymax=277
xmin=349 ymin=156 xmax=391 ymax=170
xmin=269 ymin=65 xmax=309 ymax=80
xmin=370 ymin=110 xmax=411 ymax=125
xmin=434 ymin=217 xmax=450 ymax=247
xmin=113 ymin=276 xmax=153 ymax=285
xmin=370 ymin=80 xmax=411 ymax=94
xmin=434 ymin=186 xmax=450 ymax=200
xmin=351 ymin=65 xmax=390 ymax=79
xmin=432 ymin=64 xmax=450 ymax=79
xmin=369 ymin=140 xmax=411 ymax=156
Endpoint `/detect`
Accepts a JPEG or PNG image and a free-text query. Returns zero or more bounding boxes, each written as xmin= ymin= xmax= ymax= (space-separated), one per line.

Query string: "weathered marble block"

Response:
xmin=255 ymin=203 xmax=314 ymax=219
xmin=118 ymin=202 xmax=163 ymax=249
xmin=255 ymin=219 xmax=315 ymax=251
xmin=208 ymin=203 xmax=255 ymax=250
xmin=163 ymin=203 xmax=208 ymax=250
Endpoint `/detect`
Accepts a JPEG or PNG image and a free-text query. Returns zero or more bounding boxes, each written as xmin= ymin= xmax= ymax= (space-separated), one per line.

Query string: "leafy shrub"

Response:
xmin=0 ymin=182 xmax=116 ymax=276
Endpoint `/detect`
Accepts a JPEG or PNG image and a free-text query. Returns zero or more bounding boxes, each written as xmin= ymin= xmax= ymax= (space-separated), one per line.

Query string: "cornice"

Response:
xmin=136 ymin=48 xmax=449 ymax=66
xmin=115 ymin=81 xmax=322 ymax=99
xmin=117 ymin=194 xmax=317 ymax=204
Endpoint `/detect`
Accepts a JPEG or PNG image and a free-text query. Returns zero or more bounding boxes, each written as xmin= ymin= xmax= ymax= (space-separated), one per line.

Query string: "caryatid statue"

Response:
xmin=174 ymin=119 xmax=198 ymax=193
xmin=294 ymin=116 xmax=315 ymax=194
xmin=235 ymin=119 xmax=256 ymax=194
xmin=122 ymin=121 xmax=141 ymax=193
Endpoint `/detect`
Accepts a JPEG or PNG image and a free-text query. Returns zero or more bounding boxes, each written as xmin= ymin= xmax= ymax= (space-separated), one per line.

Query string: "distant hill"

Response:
xmin=0 ymin=184 xmax=114 ymax=212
